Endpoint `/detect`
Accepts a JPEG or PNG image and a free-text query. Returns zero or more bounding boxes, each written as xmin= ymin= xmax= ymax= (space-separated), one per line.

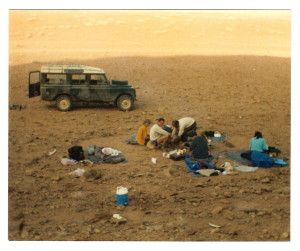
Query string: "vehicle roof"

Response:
xmin=41 ymin=64 xmax=105 ymax=74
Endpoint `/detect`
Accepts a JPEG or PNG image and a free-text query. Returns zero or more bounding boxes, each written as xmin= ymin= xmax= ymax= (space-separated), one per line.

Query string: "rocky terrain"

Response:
xmin=8 ymin=55 xmax=290 ymax=241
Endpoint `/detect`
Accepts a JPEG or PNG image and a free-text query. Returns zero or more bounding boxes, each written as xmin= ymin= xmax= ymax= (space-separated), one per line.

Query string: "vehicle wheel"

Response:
xmin=117 ymin=95 xmax=133 ymax=111
xmin=55 ymin=95 xmax=72 ymax=111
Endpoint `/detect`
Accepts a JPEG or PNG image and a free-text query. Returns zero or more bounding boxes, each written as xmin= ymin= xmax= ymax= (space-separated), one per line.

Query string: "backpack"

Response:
xmin=68 ymin=146 xmax=84 ymax=161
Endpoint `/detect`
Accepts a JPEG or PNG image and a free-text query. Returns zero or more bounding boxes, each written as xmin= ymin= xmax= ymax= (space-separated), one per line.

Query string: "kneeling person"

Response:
xmin=172 ymin=117 xmax=197 ymax=142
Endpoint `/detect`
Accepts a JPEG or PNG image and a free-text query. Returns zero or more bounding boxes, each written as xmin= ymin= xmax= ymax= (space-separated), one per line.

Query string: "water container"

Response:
xmin=116 ymin=186 xmax=129 ymax=205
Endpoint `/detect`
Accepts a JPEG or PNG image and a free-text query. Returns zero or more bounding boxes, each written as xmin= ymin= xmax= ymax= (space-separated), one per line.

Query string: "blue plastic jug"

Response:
xmin=116 ymin=186 xmax=129 ymax=205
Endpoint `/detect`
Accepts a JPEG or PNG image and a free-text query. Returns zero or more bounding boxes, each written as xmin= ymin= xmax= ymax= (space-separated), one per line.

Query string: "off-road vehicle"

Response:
xmin=28 ymin=64 xmax=137 ymax=111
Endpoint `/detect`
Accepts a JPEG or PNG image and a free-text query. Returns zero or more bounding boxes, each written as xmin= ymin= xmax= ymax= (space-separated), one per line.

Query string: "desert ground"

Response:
xmin=8 ymin=10 xmax=291 ymax=242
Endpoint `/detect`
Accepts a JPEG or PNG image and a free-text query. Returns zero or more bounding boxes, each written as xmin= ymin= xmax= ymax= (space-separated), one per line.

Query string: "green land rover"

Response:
xmin=28 ymin=64 xmax=137 ymax=111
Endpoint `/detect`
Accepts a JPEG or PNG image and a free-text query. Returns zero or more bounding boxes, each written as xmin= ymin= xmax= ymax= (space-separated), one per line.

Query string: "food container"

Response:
xmin=116 ymin=186 xmax=129 ymax=205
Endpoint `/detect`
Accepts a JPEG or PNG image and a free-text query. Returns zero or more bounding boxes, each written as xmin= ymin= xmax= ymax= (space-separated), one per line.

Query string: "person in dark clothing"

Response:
xmin=171 ymin=117 xmax=197 ymax=142
xmin=189 ymin=129 xmax=209 ymax=159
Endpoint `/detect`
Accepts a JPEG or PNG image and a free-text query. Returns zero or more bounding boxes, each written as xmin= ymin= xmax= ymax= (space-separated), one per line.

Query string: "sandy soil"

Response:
xmin=8 ymin=10 xmax=291 ymax=241
xmin=8 ymin=55 xmax=291 ymax=241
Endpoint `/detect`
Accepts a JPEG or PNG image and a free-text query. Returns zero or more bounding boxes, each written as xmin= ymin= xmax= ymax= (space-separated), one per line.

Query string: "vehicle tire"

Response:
xmin=117 ymin=95 xmax=134 ymax=111
xmin=55 ymin=95 xmax=72 ymax=111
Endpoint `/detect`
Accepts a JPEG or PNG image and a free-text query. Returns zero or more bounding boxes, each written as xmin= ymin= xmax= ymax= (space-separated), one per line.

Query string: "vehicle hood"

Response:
xmin=111 ymin=80 xmax=129 ymax=86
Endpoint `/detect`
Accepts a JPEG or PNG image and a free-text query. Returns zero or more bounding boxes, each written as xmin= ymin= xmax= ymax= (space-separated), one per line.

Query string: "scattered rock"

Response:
xmin=186 ymin=228 xmax=197 ymax=236
xmin=195 ymin=182 xmax=205 ymax=188
xmin=211 ymin=206 xmax=223 ymax=215
xmin=110 ymin=214 xmax=127 ymax=224
xmin=264 ymin=208 xmax=273 ymax=215
xmin=25 ymin=169 xmax=35 ymax=176
xmin=116 ymin=205 xmax=125 ymax=211
xmin=224 ymin=211 xmax=235 ymax=221
xmin=223 ymin=191 xmax=233 ymax=198
xmin=90 ymin=213 xmax=110 ymax=224
xmin=227 ymin=230 xmax=238 ymax=235
xmin=219 ymin=199 xmax=230 ymax=204
xmin=26 ymin=157 xmax=40 ymax=167
xmin=76 ymin=207 xmax=86 ymax=212
xmin=13 ymin=213 xmax=25 ymax=220
xmin=164 ymin=222 xmax=176 ymax=230
xmin=261 ymin=186 xmax=272 ymax=193
xmin=94 ymin=228 xmax=101 ymax=233
xmin=9 ymin=221 xmax=24 ymax=235
xmin=163 ymin=167 xmax=175 ymax=177
xmin=10 ymin=104 xmax=26 ymax=110
xmin=261 ymin=177 xmax=271 ymax=184
xmin=210 ymin=228 xmax=220 ymax=234
xmin=70 ymin=191 xmax=86 ymax=200
xmin=51 ymin=175 xmax=62 ymax=181
xmin=257 ymin=210 xmax=266 ymax=216
xmin=235 ymin=202 xmax=258 ymax=213
xmin=142 ymin=221 xmax=151 ymax=226
xmin=80 ymin=169 xmax=101 ymax=182
xmin=21 ymin=229 xmax=29 ymax=238
xmin=210 ymin=191 xmax=218 ymax=197
xmin=279 ymin=186 xmax=290 ymax=194
xmin=254 ymin=188 xmax=262 ymax=195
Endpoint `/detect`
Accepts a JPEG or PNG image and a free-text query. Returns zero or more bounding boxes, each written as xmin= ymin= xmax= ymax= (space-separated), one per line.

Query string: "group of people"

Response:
xmin=136 ymin=117 xmax=197 ymax=148
xmin=135 ymin=117 xmax=208 ymax=159
xmin=134 ymin=117 xmax=269 ymax=161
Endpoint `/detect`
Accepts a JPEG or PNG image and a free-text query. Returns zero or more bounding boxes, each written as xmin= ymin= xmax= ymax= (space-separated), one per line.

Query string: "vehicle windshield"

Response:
xmin=44 ymin=74 xmax=67 ymax=84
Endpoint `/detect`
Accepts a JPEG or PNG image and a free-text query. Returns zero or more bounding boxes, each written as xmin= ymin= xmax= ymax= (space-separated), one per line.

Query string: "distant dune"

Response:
xmin=9 ymin=10 xmax=290 ymax=65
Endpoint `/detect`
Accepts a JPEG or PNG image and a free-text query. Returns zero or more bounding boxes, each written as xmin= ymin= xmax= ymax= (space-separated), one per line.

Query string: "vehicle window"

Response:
xmin=30 ymin=72 xmax=40 ymax=84
xmin=72 ymin=74 xmax=86 ymax=85
xmin=46 ymin=74 xmax=66 ymax=84
xmin=90 ymin=74 xmax=107 ymax=85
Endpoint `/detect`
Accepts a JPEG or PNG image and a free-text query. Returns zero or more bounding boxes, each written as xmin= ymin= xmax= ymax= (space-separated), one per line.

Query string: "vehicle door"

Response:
xmin=88 ymin=74 xmax=110 ymax=101
xmin=28 ymin=71 xmax=40 ymax=98
xmin=42 ymin=73 xmax=68 ymax=100
xmin=70 ymin=74 xmax=90 ymax=101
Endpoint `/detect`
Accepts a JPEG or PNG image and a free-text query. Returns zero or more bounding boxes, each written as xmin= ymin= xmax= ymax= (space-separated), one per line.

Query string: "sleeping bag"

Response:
xmin=250 ymin=151 xmax=274 ymax=168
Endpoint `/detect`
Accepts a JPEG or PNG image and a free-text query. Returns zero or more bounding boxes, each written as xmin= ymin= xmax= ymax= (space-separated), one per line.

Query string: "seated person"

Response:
xmin=250 ymin=131 xmax=268 ymax=153
xmin=189 ymin=129 xmax=209 ymax=159
xmin=172 ymin=117 xmax=197 ymax=142
xmin=149 ymin=118 xmax=170 ymax=149
xmin=136 ymin=119 xmax=151 ymax=145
